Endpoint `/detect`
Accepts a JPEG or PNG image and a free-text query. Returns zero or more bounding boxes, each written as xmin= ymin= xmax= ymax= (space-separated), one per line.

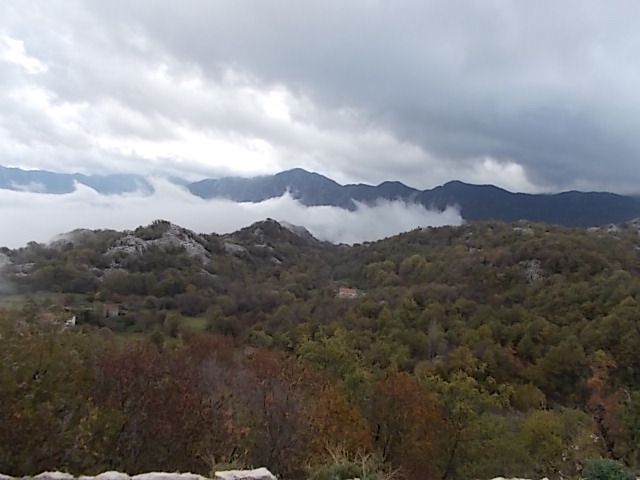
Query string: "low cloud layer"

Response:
xmin=0 ymin=180 xmax=462 ymax=249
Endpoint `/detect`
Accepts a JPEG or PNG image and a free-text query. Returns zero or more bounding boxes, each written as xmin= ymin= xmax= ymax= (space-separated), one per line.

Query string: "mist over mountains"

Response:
xmin=0 ymin=165 xmax=153 ymax=195
xmin=4 ymin=165 xmax=640 ymax=230
xmin=190 ymin=168 xmax=640 ymax=227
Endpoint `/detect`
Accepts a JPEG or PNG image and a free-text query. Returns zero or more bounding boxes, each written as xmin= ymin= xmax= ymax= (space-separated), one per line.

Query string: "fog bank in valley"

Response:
xmin=0 ymin=180 xmax=463 ymax=248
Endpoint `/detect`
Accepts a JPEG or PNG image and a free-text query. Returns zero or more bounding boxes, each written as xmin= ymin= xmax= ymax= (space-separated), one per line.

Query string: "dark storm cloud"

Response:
xmin=2 ymin=0 xmax=640 ymax=192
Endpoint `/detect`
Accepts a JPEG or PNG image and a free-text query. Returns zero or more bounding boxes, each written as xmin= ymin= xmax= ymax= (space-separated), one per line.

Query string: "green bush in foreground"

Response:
xmin=310 ymin=461 xmax=361 ymax=480
xmin=583 ymin=459 xmax=635 ymax=480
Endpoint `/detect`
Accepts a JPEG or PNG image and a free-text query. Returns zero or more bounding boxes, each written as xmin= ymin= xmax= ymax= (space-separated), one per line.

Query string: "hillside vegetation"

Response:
xmin=2 ymin=219 xmax=640 ymax=480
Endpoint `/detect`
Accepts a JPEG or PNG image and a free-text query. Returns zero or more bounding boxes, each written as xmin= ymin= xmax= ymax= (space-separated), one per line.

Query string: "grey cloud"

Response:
xmin=1 ymin=1 xmax=640 ymax=192
xmin=87 ymin=0 xmax=640 ymax=191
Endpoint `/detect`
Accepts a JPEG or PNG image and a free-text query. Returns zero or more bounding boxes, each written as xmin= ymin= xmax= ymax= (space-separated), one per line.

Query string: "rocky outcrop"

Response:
xmin=107 ymin=223 xmax=210 ymax=262
xmin=107 ymin=235 xmax=149 ymax=257
xmin=223 ymin=242 xmax=248 ymax=256
xmin=279 ymin=222 xmax=318 ymax=244
xmin=228 ymin=219 xmax=321 ymax=247
xmin=520 ymin=259 xmax=544 ymax=284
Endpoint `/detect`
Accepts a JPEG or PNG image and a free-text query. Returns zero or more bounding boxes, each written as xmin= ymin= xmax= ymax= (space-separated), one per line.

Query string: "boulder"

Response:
xmin=79 ymin=472 xmax=130 ymax=480
xmin=33 ymin=473 xmax=74 ymax=480
xmin=214 ymin=468 xmax=276 ymax=480
xmin=132 ymin=474 xmax=208 ymax=480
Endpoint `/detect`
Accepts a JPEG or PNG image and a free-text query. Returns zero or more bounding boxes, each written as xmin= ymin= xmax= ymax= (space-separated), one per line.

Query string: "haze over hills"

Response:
xmin=0 ymin=165 xmax=154 ymax=195
xmin=188 ymin=168 xmax=420 ymax=210
xmin=187 ymin=168 xmax=640 ymax=227
xmin=4 ymin=165 xmax=640 ymax=228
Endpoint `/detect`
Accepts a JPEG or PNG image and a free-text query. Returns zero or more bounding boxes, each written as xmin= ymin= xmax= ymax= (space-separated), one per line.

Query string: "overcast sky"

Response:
xmin=1 ymin=1 xmax=640 ymax=193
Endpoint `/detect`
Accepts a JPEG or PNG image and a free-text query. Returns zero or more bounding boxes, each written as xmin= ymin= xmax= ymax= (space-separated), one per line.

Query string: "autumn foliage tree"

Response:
xmin=370 ymin=371 xmax=446 ymax=480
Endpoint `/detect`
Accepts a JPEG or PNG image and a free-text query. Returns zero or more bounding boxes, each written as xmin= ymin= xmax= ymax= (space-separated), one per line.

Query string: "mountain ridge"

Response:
xmin=0 ymin=165 xmax=154 ymax=195
xmin=4 ymin=164 xmax=640 ymax=227
xmin=189 ymin=168 xmax=640 ymax=227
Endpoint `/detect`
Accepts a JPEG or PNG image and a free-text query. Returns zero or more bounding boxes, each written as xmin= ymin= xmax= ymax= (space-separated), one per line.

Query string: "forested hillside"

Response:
xmin=2 ymin=219 xmax=640 ymax=479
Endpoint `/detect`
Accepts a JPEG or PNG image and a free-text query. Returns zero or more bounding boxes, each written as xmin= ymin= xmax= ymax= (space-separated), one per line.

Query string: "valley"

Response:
xmin=2 ymin=219 xmax=640 ymax=479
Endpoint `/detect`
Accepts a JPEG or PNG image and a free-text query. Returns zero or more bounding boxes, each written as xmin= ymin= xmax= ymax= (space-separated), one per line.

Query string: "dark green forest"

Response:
xmin=2 ymin=219 xmax=640 ymax=480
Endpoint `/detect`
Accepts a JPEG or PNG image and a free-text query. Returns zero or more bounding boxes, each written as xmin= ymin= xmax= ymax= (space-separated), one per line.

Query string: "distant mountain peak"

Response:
xmin=442 ymin=180 xmax=468 ymax=187
xmin=275 ymin=168 xmax=341 ymax=186
xmin=377 ymin=180 xmax=410 ymax=188
xmin=0 ymin=165 xmax=153 ymax=195
xmin=276 ymin=167 xmax=313 ymax=176
xmin=187 ymin=169 xmax=640 ymax=226
xmin=5 ymin=164 xmax=640 ymax=227
xmin=441 ymin=180 xmax=506 ymax=191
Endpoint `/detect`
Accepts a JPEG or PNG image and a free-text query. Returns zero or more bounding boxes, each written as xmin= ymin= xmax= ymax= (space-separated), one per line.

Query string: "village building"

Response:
xmin=336 ymin=287 xmax=359 ymax=299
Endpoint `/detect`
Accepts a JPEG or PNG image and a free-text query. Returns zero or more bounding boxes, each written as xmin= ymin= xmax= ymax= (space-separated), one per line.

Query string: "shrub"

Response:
xmin=309 ymin=451 xmax=396 ymax=480
xmin=310 ymin=461 xmax=361 ymax=480
xmin=583 ymin=459 xmax=635 ymax=480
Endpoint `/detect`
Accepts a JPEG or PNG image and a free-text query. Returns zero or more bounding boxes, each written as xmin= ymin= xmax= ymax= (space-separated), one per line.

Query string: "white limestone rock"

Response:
xmin=107 ymin=223 xmax=210 ymax=263
xmin=33 ymin=472 xmax=74 ymax=480
xmin=490 ymin=478 xmax=549 ymax=480
xmin=520 ymin=259 xmax=544 ymax=284
xmin=214 ymin=468 xmax=276 ymax=480
xmin=79 ymin=472 xmax=130 ymax=480
xmin=280 ymin=221 xmax=317 ymax=243
xmin=108 ymin=234 xmax=148 ymax=257
xmin=133 ymin=473 xmax=209 ymax=480
xmin=223 ymin=242 xmax=248 ymax=256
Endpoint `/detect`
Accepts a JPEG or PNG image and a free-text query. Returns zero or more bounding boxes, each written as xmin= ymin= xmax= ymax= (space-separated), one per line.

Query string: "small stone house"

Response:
xmin=337 ymin=287 xmax=359 ymax=299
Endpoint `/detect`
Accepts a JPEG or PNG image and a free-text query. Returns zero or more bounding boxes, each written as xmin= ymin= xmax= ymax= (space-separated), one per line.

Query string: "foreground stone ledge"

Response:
xmin=1 ymin=470 xmax=276 ymax=480
xmin=214 ymin=469 xmax=276 ymax=480
xmin=0 ymin=473 xmax=559 ymax=480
